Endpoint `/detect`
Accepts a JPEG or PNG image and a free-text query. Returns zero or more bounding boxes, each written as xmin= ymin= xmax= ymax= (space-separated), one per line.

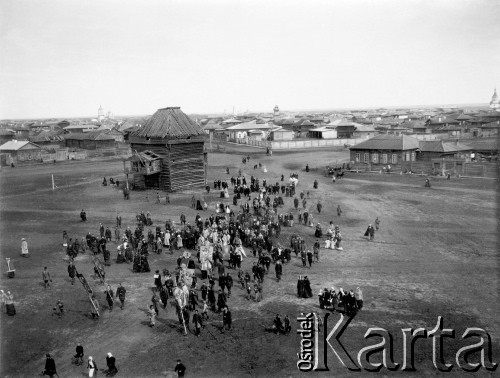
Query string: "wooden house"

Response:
xmin=417 ymin=140 xmax=472 ymax=161
xmin=308 ymin=126 xmax=337 ymax=139
xmin=0 ymin=140 xmax=42 ymax=164
xmin=64 ymin=131 xmax=116 ymax=150
xmin=224 ymin=121 xmax=272 ymax=141
xmin=0 ymin=129 xmax=15 ymax=144
xmin=127 ymin=106 xmax=206 ymax=191
xmin=349 ymin=134 xmax=420 ymax=165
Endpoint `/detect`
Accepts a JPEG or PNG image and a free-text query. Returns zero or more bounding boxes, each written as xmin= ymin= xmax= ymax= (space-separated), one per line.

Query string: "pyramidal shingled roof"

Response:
xmin=131 ymin=107 xmax=205 ymax=139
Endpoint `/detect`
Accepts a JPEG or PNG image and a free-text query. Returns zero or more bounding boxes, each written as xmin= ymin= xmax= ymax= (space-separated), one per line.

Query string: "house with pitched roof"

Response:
xmin=417 ymin=140 xmax=472 ymax=161
xmin=64 ymin=131 xmax=116 ymax=150
xmin=0 ymin=129 xmax=16 ymax=144
xmin=0 ymin=140 xmax=42 ymax=164
xmin=349 ymin=134 xmax=420 ymax=165
xmin=224 ymin=121 xmax=272 ymax=140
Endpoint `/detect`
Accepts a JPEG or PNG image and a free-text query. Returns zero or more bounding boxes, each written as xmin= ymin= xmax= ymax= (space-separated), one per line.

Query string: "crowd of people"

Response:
xmin=4 ymin=159 xmax=377 ymax=377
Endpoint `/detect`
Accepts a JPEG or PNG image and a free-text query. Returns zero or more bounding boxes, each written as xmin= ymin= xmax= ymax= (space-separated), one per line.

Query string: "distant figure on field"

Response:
xmin=175 ymin=359 xmax=186 ymax=377
xmin=43 ymin=354 xmax=59 ymax=378
xmin=21 ymin=238 xmax=29 ymax=257
xmin=364 ymin=224 xmax=375 ymax=241
xmin=42 ymin=267 xmax=52 ymax=288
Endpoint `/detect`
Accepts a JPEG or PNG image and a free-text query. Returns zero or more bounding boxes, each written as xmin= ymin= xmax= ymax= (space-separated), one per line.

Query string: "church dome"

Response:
xmin=490 ymin=88 xmax=499 ymax=109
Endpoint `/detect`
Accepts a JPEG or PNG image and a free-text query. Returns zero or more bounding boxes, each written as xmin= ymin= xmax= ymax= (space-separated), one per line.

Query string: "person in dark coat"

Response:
xmin=273 ymin=314 xmax=283 ymax=334
xmin=159 ymin=286 xmax=169 ymax=309
xmin=284 ymin=315 xmax=291 ymax=334
xmin=317 ymin=201 xmax=322 ymax=213
xmin=192 ymin=309 xmax=203 ymax=336
xmin=275 ymin=260 xmax=283 ymax=282
xmin=200 ymin=282 xmax=208 ymax=301
xmin=313 ymin=180 xmax=318 ymax=189
xmin=217 ymin=289 xmax=227 ymax=313
xmin=303 ymin=276 xmax=313 ymax=298
xmin=208 ymin=287 xmax=216 ymax=312
xmin=364 ymin=224 xmax=375 ymax=241
xmin=105 ymin=352 xmax=118 ymax=376
xmin=306 ymin=164 xmax=309 ymax=172
xmin=225 ymin=273 xmax=233 ymax=297
xmin=74 ymin=344 xmax=84 ymax=365
xmin=68 ymin=261 xmax=77 ymax=285
xmin=175 ymin=359 xmax=186 ymax=377
xmin=219 ymin=273 xmax=226 ymax=295
xmin=105 ymin=285 xmax=114 ymax=311
xmin=222 ymin=306 xmax=232 ymax=332
xmin=307 ymin=250 xmax=313 ymax=268
xmin=154 ymin=270 xmax=162 ymax=291
xmin=116 ymin=284 xmax=126 ymax=309
xmin=43 ymin=354 xmax=58 ymax=377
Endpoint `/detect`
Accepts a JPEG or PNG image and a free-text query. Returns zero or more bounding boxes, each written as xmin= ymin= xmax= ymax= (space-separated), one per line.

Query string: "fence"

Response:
xmin=269 ymin=137 xmax=369 ymax=150
xmin=351 ymin=159 xmax=498 ymax=178
xmin=69 ymin=146 xmax=131 ymax=159
xmin=41 ymin=148 xmax=69 ymax=162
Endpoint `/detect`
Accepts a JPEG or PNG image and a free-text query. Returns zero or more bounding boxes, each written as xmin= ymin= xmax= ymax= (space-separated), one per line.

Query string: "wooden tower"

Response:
xmin=127 ymin=107 xmax=206 ymax=191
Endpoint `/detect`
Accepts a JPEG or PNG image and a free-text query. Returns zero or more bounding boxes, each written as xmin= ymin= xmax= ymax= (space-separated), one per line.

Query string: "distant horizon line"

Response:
xmin=0 ymin=102 xmax=492 ymax=121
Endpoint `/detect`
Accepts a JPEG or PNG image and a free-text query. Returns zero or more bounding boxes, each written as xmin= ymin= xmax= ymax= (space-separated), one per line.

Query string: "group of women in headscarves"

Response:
xmin=324 ymin=223 xmax=343 ymax=250
xmin=318 ymin=287 xmax=363 ymax=316
xmin=297 ymin=276 xmax=313 ymax=298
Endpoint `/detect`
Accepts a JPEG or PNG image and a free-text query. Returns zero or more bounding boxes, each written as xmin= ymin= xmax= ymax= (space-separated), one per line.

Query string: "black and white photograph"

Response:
xmin=0 ymin=0 xmax=499 ymax=376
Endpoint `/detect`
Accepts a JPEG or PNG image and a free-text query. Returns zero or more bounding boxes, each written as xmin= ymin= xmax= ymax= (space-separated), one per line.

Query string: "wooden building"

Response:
xmin=0 ymin=129 xmax=15 ymax=144
xmin=349 ymin=134 xmax=420 ymax=165
xmin=308 ymin=126 xmax=337 ymax=139
xmin=64 ymin=131 xmax=116 ymax=150
xmin=124 ymin=150 xmax=162 ymax=188
xmin=0 ymin=140 xmax=42 ymax=165
xmin=417 ymin=140 xmax=472 ymax=161
xmin=127 ymin=107 xmax=206 ymax=191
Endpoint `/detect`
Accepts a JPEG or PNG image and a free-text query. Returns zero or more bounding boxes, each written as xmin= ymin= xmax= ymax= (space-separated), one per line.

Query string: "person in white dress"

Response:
xmin=87 ymin=356 xmax=97 ymax=377
xmin=21 ymin=238 xmax=29 ymax=257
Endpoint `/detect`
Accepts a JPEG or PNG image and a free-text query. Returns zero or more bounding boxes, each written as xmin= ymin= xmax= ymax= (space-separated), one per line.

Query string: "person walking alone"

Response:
xmin=21 ymin=238 xmax=29 ymax=257
xmin=116 ymin=284 xmax=126 ymax=309
xmin=42 ymin=267 xmax=52 ymax=288
xmin=87 ymin=356 xmax=97 ymax=378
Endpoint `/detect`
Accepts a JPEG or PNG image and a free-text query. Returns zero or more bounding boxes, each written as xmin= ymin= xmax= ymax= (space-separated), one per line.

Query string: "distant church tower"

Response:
xmin=98 ymin=105 xmax=105 ymax=122
xmin=490 ymin=88 xmax=499 ymax=110
xmin=273 ymin=105 xmax=280 ymax=117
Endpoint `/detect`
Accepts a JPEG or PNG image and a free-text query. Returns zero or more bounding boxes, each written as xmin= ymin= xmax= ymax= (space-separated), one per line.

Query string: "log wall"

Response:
xmin=130 ymin=139 xmax=205 ymax=192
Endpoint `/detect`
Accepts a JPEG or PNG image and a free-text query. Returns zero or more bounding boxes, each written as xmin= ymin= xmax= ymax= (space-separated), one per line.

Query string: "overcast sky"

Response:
xmin=1 ymin=0 xmax=499 ymax=119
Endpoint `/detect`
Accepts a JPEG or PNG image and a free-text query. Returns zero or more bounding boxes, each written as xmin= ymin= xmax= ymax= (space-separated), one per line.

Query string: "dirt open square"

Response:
xmin=0 ymin=148 xmax=498 ymax=377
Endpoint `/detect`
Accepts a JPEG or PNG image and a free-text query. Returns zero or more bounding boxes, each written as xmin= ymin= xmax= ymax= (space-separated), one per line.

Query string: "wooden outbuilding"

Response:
xmin=127 ymin=107 xmax=206 ymax=191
